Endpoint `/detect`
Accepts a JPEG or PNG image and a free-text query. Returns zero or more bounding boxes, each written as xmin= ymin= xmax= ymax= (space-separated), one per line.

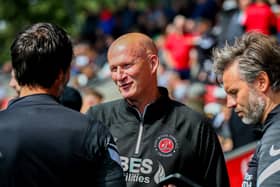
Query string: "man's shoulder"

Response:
xmin=170 ymin=99 xmax=205 ymax=119
xmin=88 ymin=99 xmax=123 ymax=113
xmin=3 ymin=100 xmax=90 ymax=127
xmin=262 ymin=121 xmax=280 ymax=144
xmin=0 ymin=109 xmax=14 ymax=121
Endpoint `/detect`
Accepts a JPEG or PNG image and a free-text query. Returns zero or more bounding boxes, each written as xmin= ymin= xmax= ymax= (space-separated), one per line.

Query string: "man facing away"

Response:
xmin=0 ymin=22 xmax=126 ymax=187
xmin=213 ymin=32 xmax=280 ymax=187
xmin=86 ymin=32 xmax=229 ymax=187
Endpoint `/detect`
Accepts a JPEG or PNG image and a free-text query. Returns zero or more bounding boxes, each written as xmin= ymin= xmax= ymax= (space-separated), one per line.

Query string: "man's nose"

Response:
xmin=226 ymin=95 xmax=237 ymax=108
xmin=116 ymin=67 xmax=124 ymax=80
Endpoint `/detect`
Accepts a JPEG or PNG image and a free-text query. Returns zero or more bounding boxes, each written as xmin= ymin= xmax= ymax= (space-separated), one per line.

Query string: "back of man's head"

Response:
xmin=10 ymin=22 xmax=73 ymax=89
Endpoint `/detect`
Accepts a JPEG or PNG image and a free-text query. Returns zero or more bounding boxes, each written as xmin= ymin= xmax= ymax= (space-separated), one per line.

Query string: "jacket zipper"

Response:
xmin=134 ymin=106 xmax=148 ymax=155
xmin=135 ymin=121 xmax=144 ymax=154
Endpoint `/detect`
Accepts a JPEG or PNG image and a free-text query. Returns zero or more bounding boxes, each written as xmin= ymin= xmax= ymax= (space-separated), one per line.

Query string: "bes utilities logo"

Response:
xmin=154 ymin=134 xmax=177 ymax=157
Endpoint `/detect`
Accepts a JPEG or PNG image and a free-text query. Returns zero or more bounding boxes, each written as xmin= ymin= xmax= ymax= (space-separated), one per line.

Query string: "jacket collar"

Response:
xmin=7 ymin=94 xmax=59 ymax=109
xmin=122 ymin=87 xmax=172 ymax=123
xmin=260 ymin=104 xmax=280 ymax=134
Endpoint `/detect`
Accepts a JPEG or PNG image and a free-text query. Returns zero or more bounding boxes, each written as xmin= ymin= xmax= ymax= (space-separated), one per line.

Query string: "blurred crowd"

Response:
xmin=1 ymin=0 xmax=279 ymax=153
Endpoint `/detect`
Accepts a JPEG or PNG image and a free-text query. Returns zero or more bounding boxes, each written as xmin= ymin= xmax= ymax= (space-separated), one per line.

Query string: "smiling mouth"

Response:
xmin=119 ymin=83 xmax=131 ymax=89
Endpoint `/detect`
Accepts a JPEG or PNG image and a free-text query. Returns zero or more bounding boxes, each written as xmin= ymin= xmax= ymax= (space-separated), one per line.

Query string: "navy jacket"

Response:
xmin=0 ymin=94 xmax=126 ymax=187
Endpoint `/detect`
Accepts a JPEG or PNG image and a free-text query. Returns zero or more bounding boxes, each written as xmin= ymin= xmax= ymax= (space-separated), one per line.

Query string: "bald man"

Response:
xmin=86 ymin=33 xmax=229 ymax=187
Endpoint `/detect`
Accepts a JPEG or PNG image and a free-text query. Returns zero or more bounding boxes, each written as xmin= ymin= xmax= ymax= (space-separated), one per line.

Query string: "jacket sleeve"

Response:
xmin=256 ymin=126 xmax=280 ymax=187
xmin=84 ymin=119 xmax=126 ymax=187
xmin=196 ymin=118 xmax=230 ymax=187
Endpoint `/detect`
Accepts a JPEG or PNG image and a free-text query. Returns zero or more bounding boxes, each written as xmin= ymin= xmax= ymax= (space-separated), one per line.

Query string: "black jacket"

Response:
xmin=87 ymin=87 xmax=229 ymax=187
xmin=0 ymin=94 xmax=126 ymax=187
xmin=242 ymin=105 xmax=280 ymax=187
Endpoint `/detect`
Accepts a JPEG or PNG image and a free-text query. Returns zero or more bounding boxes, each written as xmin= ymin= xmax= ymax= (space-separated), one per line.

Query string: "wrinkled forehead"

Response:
xmin=108 ymin=46 xmax=144 ymax=67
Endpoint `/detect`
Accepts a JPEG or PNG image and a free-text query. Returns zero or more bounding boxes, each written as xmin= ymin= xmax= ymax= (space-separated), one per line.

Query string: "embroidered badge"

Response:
xmin=154 ymin=134 xmax=177 ymax=157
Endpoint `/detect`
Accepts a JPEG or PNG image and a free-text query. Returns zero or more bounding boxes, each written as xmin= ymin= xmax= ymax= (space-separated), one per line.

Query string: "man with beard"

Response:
xmin=213 ymin=32 xmax=280 ymax=187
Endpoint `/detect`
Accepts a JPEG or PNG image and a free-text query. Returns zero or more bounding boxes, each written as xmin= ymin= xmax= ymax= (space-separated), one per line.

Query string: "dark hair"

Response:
xmin=59 ymin=86 xmax=82 ymax=111
xmin=213 ymin=32 xmax=280 ymax=92
xmin=10 ymin=22 xmax=73 ymax=88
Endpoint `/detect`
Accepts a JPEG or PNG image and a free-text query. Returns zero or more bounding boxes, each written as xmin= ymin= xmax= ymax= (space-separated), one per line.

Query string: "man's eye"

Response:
xmin=123 ymin=64 xmax=132 ymax=69
xmin=229 ymin=90 xmax=237 ymax=96
xmin=110 ymin=67 xmax=117 ymax=72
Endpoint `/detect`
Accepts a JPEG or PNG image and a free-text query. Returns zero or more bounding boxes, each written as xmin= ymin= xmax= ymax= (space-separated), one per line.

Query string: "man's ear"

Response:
xmin=54 ymin=68 xmax=70 ymax=97
xmin=255 ymin=71 xmax=270 ymax=93
xmin=64 ymin=67 xmax=71 ymax=85
xmin=149 ymin=54 xmax=159 ymax=74
xmin=57 ymin=69 xmax=69 ymax=85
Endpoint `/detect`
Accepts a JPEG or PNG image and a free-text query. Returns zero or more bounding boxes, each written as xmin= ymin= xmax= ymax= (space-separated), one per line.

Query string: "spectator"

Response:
xmin=269 ymin=0 xmax=280 ymax=42
xmin=191 ymin=0 xmax=220 ymax=25
xmin=217 ymin=0 xmax=251 ymax=47
xmin=185 ymin=82 xmax=206 ymax=114
xmin=213 ymin=32 xmax=280 ymax=186
xmin=194 ymin=17 xmax=217 ymax=83
xmin=0 ymin=22 xmax=125 ymax=187
xmin=70 ymin=41 xmax=97 ymax=88
xmin=167 ymin=71 xmax=189 ymax=102
xmin=242 ymin=0 xmax=277 ymax=35
xmin=86 ymin=32 xmax=229 ymax=187
xmin=164 ymin=15 xmax=196 ymax=80
xmin=80 ymin=87 xmax=104 ymax=113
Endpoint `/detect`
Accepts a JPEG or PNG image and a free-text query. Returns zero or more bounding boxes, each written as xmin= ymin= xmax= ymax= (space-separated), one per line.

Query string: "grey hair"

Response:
xmin=212 ymin=32 xmax=280 ymax=92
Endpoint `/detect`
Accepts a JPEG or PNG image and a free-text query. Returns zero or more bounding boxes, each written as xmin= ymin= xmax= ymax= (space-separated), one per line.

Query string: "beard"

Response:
xmin=241 ymin=88 xmax=265 ymax=125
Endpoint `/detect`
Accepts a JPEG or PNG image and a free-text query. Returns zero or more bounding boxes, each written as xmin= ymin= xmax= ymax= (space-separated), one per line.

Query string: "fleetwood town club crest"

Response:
xmin=154 ymin=134 xmax=177 ymax=157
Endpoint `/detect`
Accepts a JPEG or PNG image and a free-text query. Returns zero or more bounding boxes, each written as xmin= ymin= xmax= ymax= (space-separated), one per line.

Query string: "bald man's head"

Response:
xmin=108 ymin=33 xmax=158 ymax=59
xmin=106 ymin=32 xmax=160 ymax=110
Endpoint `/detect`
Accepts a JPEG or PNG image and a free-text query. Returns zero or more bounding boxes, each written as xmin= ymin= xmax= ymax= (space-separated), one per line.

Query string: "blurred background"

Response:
xmin=1 ymin=0 xmax=279 ymax=185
